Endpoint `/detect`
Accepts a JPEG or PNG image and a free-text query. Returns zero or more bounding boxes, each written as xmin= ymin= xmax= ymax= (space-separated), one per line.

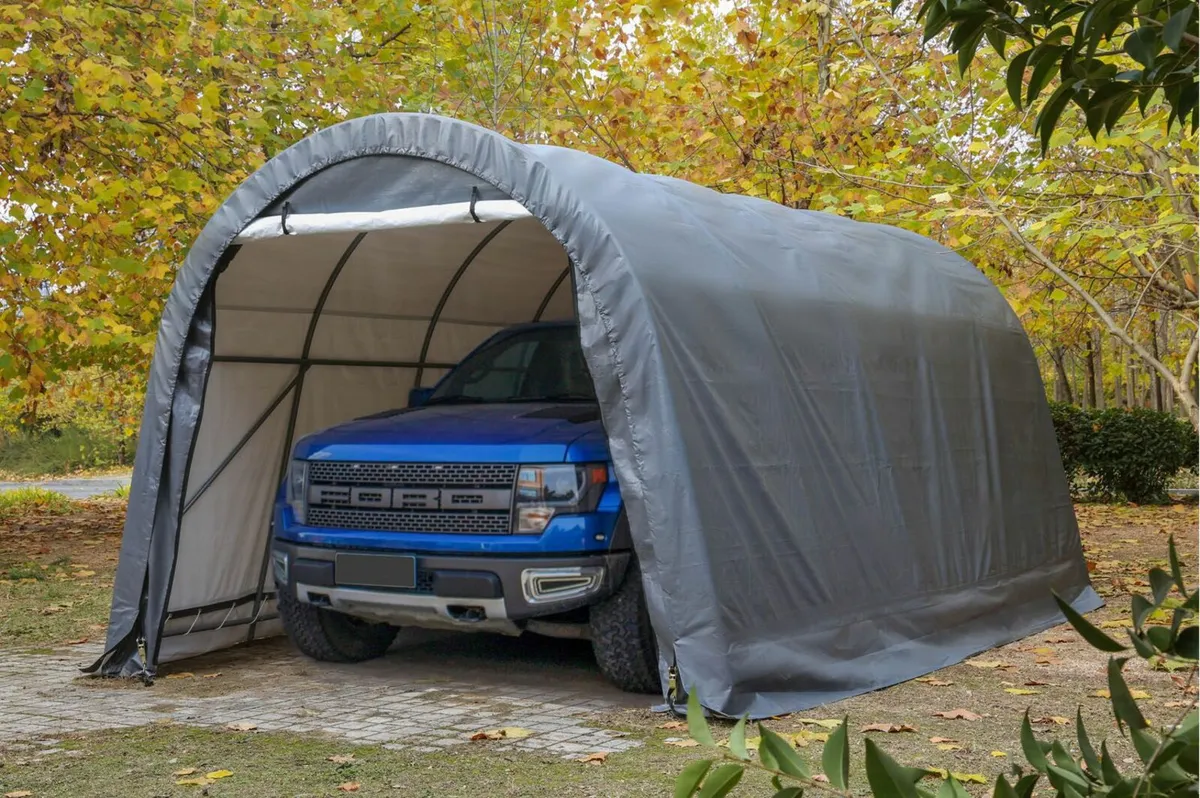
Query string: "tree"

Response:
xmin=898 ymin=0 xmax=1200 ymax=152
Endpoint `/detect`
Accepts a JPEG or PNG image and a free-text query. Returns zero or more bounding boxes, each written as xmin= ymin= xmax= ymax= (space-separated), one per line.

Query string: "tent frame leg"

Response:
xmin=246 ymin=233 xmax=367 ymax=642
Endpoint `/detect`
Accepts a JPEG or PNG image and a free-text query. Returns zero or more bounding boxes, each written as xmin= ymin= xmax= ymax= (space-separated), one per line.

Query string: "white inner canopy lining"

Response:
xmin=234 ymin=200 xmax=532 ymax=242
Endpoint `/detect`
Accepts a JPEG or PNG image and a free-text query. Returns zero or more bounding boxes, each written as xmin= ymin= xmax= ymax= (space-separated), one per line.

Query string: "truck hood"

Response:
xmin=292 ymin=403 xmax=610 ymax=464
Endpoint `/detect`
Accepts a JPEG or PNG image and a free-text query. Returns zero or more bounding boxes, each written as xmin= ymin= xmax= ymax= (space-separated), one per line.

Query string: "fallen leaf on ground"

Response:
xmin=328 ymin=755 xmax=356 ymax=764
xmin=1030 ymin=716 xmax=1070 ymax=726
xmin=201 ymin=673 xmax=222 ymax=679
xmin=862 ymin=723 xmax=916 ymax=733
xmin=812 ymin=774 xmax=830 ymax=784
xmin=936 ymin=743 xmax=962 ymax=751
xmin=1036 ymin=657 xmax=1063 ymax=665
xmin=1044 ymin=636 xmax=1073 ymax=644
xmin=928 ymin=769 xmax=987 ymax=784
xmin=1024 ymin=680 xmax=1051 ymax=687
xmin=5 ymin=792 xmax=33 ymax=798
xmin=172 ymin=768 xmax=197 ymax=776
xmin=1100 ymin=619 xmax=1133 ymax=629
xmin=932 ymin=709 xmax=982 ymax=721
xmin=915 ymin=677 xmax=954 ymax=686
xmin=991 ymin=751 xmax=1007 ymax=758
xmin=578 ymin=752 xmax=608 ymax=764
xmin=658 ymin=720 xmax=686 ymax=730
xmin=1093 ymin=689 xmax=1150 ymax=700
xmin=468 ymin=727 xmax=533 ymax=741
xmin=1005 ymin=688 xmax=1041 ymax=695
xmin=796 ymin=718 xmax=842 ymax=728
xmin=175 ymin=778 xmax=211 ymax=786
xmin=1165 ymin=701 xmax=1198 ymax=708
xmin=165 ymin=672 xmax=195 ymax=680
xmin=966 ymin=660 xmax=1014 ymax=670
xmin=664 ymin=738 xmax=700 ymax=747
xmin=205 ymin=770 xmax=233 ymax=780
xmin=929 ymin=737 xmax=959 ymax=744
xmin=337 ymin=783 xmax=361 ymax=793
xmin=224 ymin=722 xmax=257 ymax=732
xmin=64 ymin=637 xmax=88 ymax=645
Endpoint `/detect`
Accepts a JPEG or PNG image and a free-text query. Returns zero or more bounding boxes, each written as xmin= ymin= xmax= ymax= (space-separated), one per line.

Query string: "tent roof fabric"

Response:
xmin=93 ymin=113 xmax=1099 ymax=718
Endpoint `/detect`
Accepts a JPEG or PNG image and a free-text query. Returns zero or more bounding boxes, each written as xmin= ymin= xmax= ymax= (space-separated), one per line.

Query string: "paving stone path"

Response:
xmin=0 ymin=635 xmax=646 ymax=757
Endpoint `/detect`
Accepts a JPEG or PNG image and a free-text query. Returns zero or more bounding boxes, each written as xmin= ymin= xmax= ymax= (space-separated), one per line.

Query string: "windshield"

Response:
xmin=426 ymin=325 xmax=596 ymax=405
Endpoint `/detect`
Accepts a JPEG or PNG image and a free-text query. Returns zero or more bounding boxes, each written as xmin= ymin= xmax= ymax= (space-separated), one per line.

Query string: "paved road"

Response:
xmin=0 ymin=474 xmax=131 ymax=500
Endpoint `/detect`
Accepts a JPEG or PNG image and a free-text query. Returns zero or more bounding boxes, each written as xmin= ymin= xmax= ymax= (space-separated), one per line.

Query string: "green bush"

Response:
xmin=1048 ymin=403 xmax=1197 ymax=504
xmin=674 ymin=539 xmax=1198 ymax=798
xmin=0 ymin=426 xmax=132 ymax=478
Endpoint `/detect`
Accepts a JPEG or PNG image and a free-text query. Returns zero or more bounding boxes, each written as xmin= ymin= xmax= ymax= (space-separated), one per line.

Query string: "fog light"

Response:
xmin=272 ymin=550 xmax=289 ymax=586
xmin=521 ymin=566 xmax=604 ymax=604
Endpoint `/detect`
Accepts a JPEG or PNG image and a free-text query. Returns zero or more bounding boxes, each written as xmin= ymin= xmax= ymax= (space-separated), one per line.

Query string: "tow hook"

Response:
xmin=446 ymin=605 xmax=487 ymax=623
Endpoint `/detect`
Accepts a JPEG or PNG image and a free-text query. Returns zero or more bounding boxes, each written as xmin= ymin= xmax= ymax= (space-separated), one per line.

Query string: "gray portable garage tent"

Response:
xmin=90 ymin=112 xmax=1100 ymax=718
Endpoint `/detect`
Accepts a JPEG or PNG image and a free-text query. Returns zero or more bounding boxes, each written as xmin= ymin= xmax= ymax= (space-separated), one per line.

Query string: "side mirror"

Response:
xmin=408 ymin=386 xmax=435 ymax=408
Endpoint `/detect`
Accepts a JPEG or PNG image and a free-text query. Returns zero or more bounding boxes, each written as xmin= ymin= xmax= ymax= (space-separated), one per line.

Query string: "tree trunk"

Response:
xmin=1127 ymin=355 xmax=1138 ymax=408
xmin=1052 ymin=347 xmax=1072 ymax=403
xmin=1113 ymin=355 xmax=1124 ymax=408
xmin=1151 ymin=319 xmax=1164 ymax=411
xmin=1084 ymin=336 xmax=1097 ymax=408
xmin=1093 ymin=330 xmax=1105 ymax=410
xmin=817 ymin=6 xmax=832 ymax=94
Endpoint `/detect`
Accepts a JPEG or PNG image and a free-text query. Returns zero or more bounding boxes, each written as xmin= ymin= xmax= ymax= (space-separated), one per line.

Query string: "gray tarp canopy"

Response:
xmin=91 ymin=112 xmax=1100 ymax=718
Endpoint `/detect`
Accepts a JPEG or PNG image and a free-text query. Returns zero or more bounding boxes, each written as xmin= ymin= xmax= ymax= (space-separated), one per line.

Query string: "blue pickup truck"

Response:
xmin=272 ymin=321 xmax=660 ymax=693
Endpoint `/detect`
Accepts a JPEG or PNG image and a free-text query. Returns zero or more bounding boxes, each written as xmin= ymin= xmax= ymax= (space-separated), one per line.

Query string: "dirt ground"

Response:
xmin=0 ymin=498 xmax=1195 ymax=797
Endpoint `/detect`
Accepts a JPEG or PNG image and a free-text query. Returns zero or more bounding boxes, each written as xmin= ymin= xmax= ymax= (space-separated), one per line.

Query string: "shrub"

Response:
xmin=0 ymin=486 xmax=74 ymax=518
xmin=673 ymin=538 xmax=1198 ymax=798
xmin=1048 ymin=403 xmax=1197 ymax=504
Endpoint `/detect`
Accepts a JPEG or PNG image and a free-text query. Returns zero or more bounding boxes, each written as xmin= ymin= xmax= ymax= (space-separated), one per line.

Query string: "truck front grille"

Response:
xmin=304 ymin=462 xmax=516 ymax=534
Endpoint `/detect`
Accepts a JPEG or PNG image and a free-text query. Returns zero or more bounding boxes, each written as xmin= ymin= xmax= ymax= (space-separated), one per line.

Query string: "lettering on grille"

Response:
xmin=304 ymin=462 xmax=516 ymax=533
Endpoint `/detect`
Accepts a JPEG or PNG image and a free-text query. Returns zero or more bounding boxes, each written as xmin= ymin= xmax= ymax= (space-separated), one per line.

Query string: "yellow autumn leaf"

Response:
xmin=205 ymin=770 xmax=233 ymax=779
xmin=991 ymin=751 xmax=1008 ymax=757
xmin=175 ymin=778 xmax=211 ymax=786
xmin=1094 ymin=689 xmax=1150 ymax=700
xmin=1005 ymin=688 xmax=1040 ymax=695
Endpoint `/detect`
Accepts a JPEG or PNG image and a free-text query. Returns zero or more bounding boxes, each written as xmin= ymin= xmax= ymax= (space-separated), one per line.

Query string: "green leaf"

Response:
xmin=758 ymin=726 xmax=810 ymax=780
xmin=821 ymin=716 xmax=850 ymax=789
xmin=675 ymin=759 xmax=713 ymax=798
xmin=1123 ymin=26 xmax=1161 ymax=68
xmin=865 ymin=739 xmax=920 ymax=798
xmin=1146 ymin=624 xmax=1174 ymax=652
xmin=1026 ymin=47 xmax=1063 ymax=106
xmin=1132 ymin=594 xmax=1154 ymax=630
xmin=1107 ymin=657 xmax=1149 ymax=731
xmin=1130 ymin=726 xmax=1158 ymax=764
xmin=20 ymin=78 xmax=45 ymax=102
xmin=1047 ymin=764 xmax=1091 ymax=793
xmin=1149 ymin=568 xmax=1174 ymax=605
xmin=1168 ymin=536 xmax=1187 ymax=593
xmin=937 ymin=776 xmax=972 ymax=798
xmin=1007 ymin=49 xmax=1033 ymax=108
xmin=957 ymin=27 xmax=986 ymax=77
xmin=1035 ymin=82 xmax=1077 ymax=155
xmin=1076 ymin=707 xmax=1101 ymax=777
xmin=1099 ymin=742 xmax=1124 ymax=785
xmin=1021 ymin=711 xmax=1050 ymax=773
xmin=993 ymin=774 xmax=1020 ymax=798
xmin=1163 ymin=5 xmax=1195 ymax=52
xmin=728 ymin=716 xmax=749 ymax=761
xmin=1174 ymin=626 xmax=1198 ymax=660
xmin=1013 ymin=774 xmax=1038 ymax=798
xmin=985 ymin=27 xmax=1006 ymax=59
xmin=1054 ymin=593 xmax=1126 ymax=652
xmin=687 ymin=689 xmax=715 ymax=747
xmin=697 ymin=763 xmax=745 ymax=798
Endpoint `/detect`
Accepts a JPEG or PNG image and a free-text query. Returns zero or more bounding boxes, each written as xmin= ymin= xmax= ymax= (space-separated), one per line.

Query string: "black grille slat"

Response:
xmin=307 ymin=507 xmax=510 ymax=535
xmin=308 ymin=461 xmax=516 ymax=488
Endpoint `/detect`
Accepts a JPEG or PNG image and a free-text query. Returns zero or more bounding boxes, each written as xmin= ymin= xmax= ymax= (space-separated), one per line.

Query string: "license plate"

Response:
xmin=335 ymin=554 xmax=417 ymax=589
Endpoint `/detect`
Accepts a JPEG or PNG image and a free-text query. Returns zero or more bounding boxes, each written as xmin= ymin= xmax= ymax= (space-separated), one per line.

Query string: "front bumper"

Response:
xmin=273 ymin=541 xmax=630 ymax=635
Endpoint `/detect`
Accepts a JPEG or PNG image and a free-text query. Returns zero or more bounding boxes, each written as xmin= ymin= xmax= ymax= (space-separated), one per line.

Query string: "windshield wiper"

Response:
xmin=422 ymin=395 xmax=489 ymax=406
xmin=507 ymin=393 xmax=597 ymax=403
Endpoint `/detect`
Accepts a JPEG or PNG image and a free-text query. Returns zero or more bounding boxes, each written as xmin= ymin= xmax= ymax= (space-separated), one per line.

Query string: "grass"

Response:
xmin=0 ymin=426 xmax=131 ymax=480
xmin=0 ymin=723 xmax=740 ymax=798
xmin=0 ymin=496 xmax=123 ymax=648
xmin=0 ymin=487 xmax=75 ymax=518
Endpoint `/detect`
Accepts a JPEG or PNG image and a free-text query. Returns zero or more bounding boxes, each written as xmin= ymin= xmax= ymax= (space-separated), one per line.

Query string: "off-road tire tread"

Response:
xmin=278 ymin=589 xmax=398 ymax=663
xmin=589 ymin=561 xmax=661 ymax=694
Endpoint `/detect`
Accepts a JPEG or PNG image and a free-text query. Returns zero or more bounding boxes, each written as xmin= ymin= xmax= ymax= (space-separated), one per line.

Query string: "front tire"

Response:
xmin=589 ymin=561 xmax=661 ymax=693
xmin=278 ymin=589 xmax=398 ymax=663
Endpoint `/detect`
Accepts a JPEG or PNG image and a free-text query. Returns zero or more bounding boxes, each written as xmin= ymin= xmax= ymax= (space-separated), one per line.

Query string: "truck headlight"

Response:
xmin=286 ymin=459 xmax=308 ymax=524
xmin=513 ymin=464 xmax=607 ymax=534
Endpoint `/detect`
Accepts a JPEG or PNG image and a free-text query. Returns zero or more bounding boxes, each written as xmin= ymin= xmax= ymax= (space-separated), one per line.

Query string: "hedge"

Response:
xmin=1049 ymin=402 xmax=1198 ymax=503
